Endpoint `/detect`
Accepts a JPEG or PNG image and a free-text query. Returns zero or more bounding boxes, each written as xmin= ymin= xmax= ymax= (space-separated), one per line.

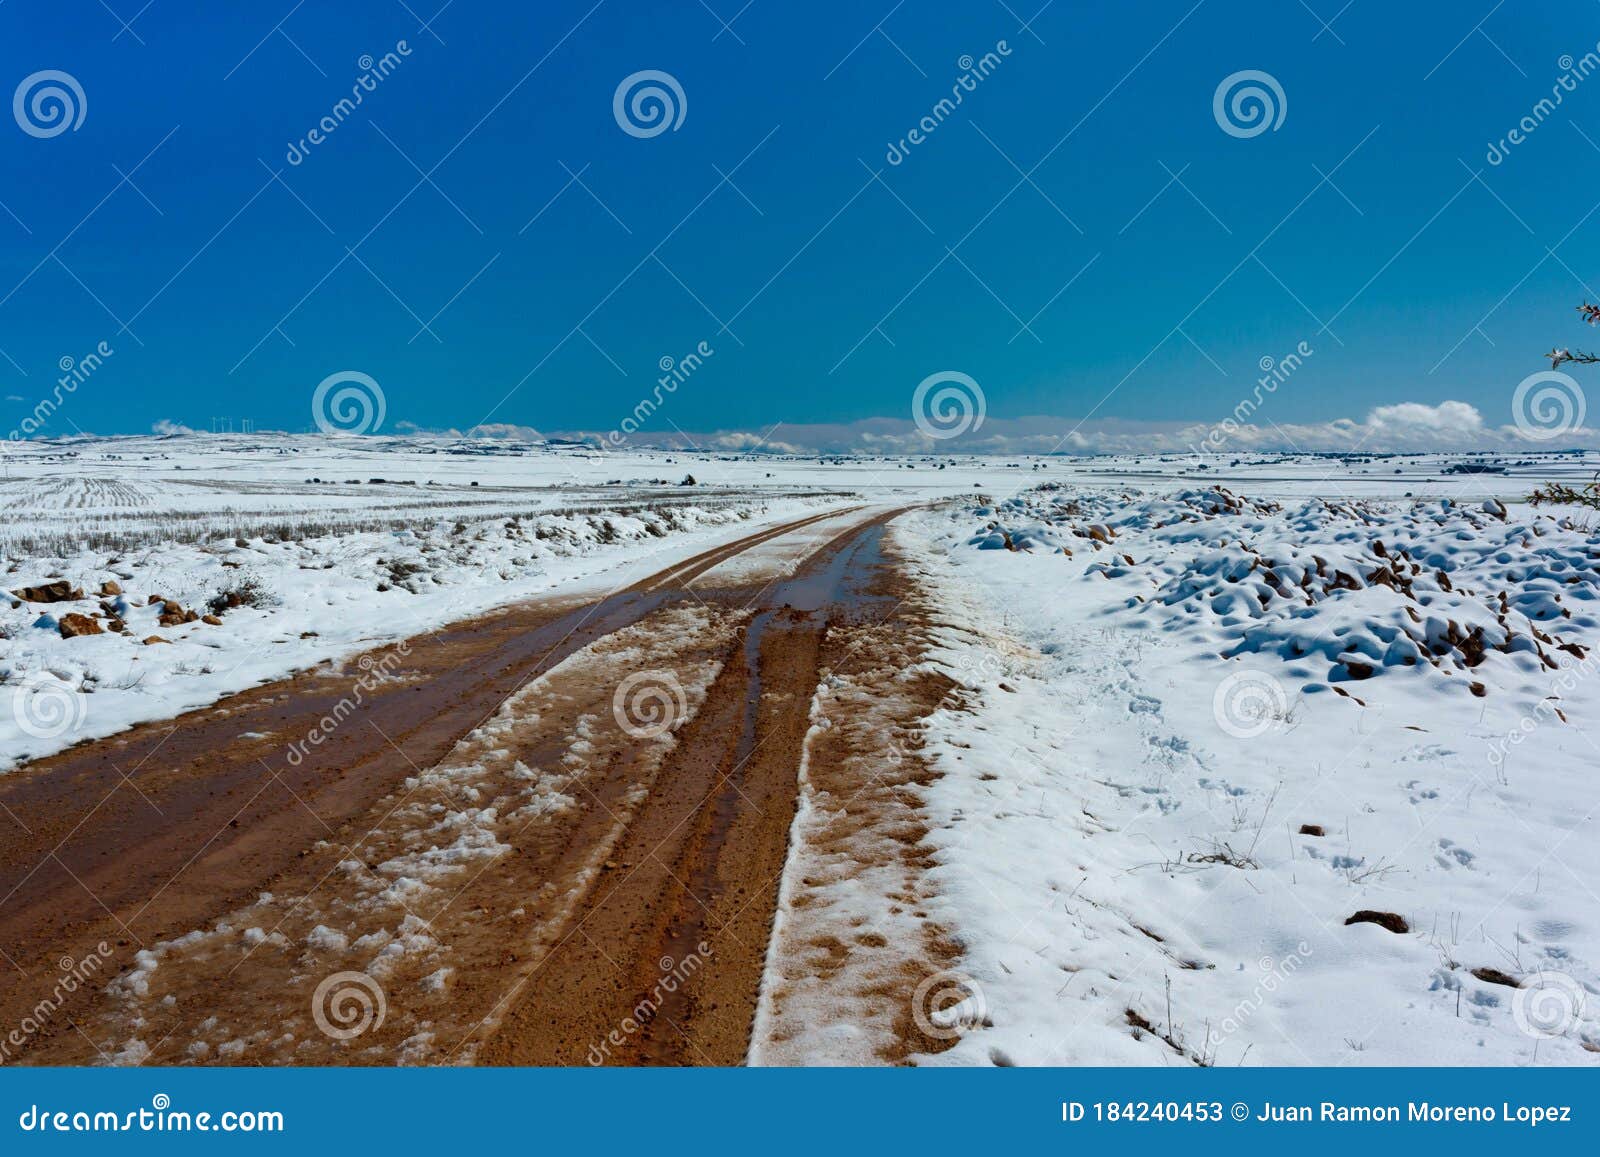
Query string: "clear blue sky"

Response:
xmin=0 ymin=1 xmax=1593 ymax=444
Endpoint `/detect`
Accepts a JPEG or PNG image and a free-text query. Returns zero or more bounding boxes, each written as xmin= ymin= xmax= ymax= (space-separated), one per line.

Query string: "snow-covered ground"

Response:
xmin=0 ymin=435 xmax=899 ymax=772
xmin=7 ymin=433 xmax=1600 ymax=1067
xmin=896 ymin=475 xmax=1600 ymax=1065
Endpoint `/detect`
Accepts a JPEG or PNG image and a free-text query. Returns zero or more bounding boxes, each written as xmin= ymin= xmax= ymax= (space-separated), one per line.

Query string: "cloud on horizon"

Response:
xmin=151 ymin=419 xmax=199 ymax=436
xmin=143 ymin=400 xmax=1598 ymax=456
xmin=546 ymin=400 xmax=1596 ymax=456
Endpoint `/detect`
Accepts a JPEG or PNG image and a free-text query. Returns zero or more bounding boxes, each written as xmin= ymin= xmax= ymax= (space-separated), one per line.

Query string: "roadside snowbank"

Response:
xmin=896 ymin=488 xmax=1600 ymax=1065
xmin=1 ymin=497 xmax=841 ymax=771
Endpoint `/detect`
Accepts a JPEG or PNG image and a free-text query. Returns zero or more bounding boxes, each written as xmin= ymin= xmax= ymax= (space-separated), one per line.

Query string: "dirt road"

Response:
xmin=0 ymin=506 xmax=956 ymax=1066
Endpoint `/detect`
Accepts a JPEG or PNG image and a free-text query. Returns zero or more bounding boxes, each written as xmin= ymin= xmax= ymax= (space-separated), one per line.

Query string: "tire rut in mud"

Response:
xmin=750 ymin=525 xmax=966 ymax=1065
xmin=477 ymin=606 xmax=826 ymax=1065
xmin=1 ymin=508 xmax=952 ymax=1067
xmin=478 ymin=513 xmax=961 ymax=1066
xmin=0 ymin=507 xmax=857 ymax=1059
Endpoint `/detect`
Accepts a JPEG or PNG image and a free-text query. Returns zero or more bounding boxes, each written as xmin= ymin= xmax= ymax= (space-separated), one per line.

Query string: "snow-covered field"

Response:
xmin=0 ymin=435 xmax=886 ymax=771
xmin=896 ymin=468 xmax=1600 ymax=1065
xmin=6 ymin=433 xmax=1600 ymax=1067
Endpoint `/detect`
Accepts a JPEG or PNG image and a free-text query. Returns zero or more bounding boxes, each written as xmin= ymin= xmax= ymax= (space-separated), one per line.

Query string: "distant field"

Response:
xmin=0 ymin=438 xmax=870 ymax=554
xmin=0 ymin=475 xmax=834 ymax=555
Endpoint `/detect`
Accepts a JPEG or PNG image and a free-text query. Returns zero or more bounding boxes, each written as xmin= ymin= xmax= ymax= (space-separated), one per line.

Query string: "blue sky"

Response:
xmin=2 ymin=1 xmax=1597 ymax=450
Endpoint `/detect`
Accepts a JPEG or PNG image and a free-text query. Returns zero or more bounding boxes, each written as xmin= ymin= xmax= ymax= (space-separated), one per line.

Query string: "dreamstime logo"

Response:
xmin=284 ymin=642 xmax=411 ymax=766
xmin=613 ymin=70 xmax=686 ymax=138
xmin=952 ymin=648 xmax=1005 ymax=682
xmin=0 ymin=941 xmax=114 ymax=1062
xmin=9 ymin=340 xmax=114 ymax=443
xmin=285 ymin=42 xmax=412 ymax=165
xmin=311 ymin=971 xmax=386 ymax=1041
xmin=1487 ymin=48 xmax=1600 ymax=165
xmin=1512 ymin=971 xmax=1587 ymax=1039
xmin=311 ymin=370 xmax=386 ymax=435
xmin=1487 ymin=649 xmax=1598 ymax=769
xmin=16 ymin=1093 xmax=282 ymax=1133
xmin=13 ymin=70 xmax=86 ymax=138
xmin=1206 ymin=943 xmax=1312 ymax=1048
xmin=1211 ymin=671 xmax=1288 ymax=738
xmin=1213 ymin=70 xmax=1286 ymax=139
xmin=1512 ymin=370 xmax=1585 ymax=441
xmin=586 ymin=942 xmax=714 ymax=1064
xmin=612 ymin=670 xmax=687 ymax=739
xmin=911 ymin=970 xmax=986 ymax=1040
xmin=885 ymin=40 xmax=1013 ymax=165
xmin=1189 ymin=340 xmax=1313 ymax=456
xmin=599 ymin=340 xmax=714 ymax=450
xmin=912 ymin=370 xmax=985 ymax=441
xmin=11 ymin=672 xmax=87 ymax=740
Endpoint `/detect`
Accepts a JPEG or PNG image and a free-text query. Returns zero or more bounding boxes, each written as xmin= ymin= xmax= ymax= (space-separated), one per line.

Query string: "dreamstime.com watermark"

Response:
xmin=311 ymin=971 xmax=387 ymax=1041
xmin=1188 ymin=340 xmax=1313 ymax=456
xmin=613 ymin=70 xmax=686 ymax=138
xmin=286 ymin=42 xmax=412 ymax=165
xmin=12 ymin=69 xmax=85 ymax=138
xmin=1487 ymin=49 xmax=1600 ymax=165
xmin=612 ymin=670 xmax=687 ymax=739
xmin=911 ymin=969 xmax=986 ymax=1040
xmin=912 ymin=370 xmax=986 ymax=440
xmin=1512 ymin=970 xmax=1587 ymax=1040
xmin=886 ymin=41 xmax=1013 ymax=165
xmin=312 ymin=369 xmax=387 ymax=435
xmin=598 ymin=340 xmax=714 ymax=450
xmin=586 ymin=943 xmax=714 ymax=1063
xmin=17 ymin=1095 xmax=283 ymax=1134
xmin=1205 ymin=942 xmax=1312 ymax=1049
xmin=1 ymin=942 xmax=115 ymax=1063
xmin=1211 ymin=670 xmax=1291 ymax=739
xmin=1510 ymin=369 xmax=1586 ymax=442
xmin=1213 ymin=70 xmax=1286 ymax=139
xmin=284 ymin=642 xmax=411 ymax=766
xmin=10 ymin=671 xmax=88 ymax=741
xmin=8 ymin=340 xmax=113 ymax=441
xmin=1487 ymin=648 xmax=1598 ymax=769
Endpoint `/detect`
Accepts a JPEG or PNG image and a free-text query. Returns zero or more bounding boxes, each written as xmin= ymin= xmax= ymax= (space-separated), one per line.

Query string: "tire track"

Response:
xmin=0 ymin=506 xmax=858 ymax=1056
xmin=2 ymin=504 xmax=947 ymax=1067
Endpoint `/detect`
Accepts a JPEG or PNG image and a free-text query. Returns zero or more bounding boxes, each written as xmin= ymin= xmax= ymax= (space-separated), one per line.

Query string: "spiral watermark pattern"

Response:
xmin=1212 ymin=671 xmax=1288 ymax=738
xmin=911 ymin=970 xmax=986 ymax=1040
xmin=1512 ymin=970 xmax=1586 ymax=1039
xmin=311 ymin=370 xmax=386 ymax=435
xmin=11 ymin=672 xmax=87 ymax=741
xmin=912 ymin=370 xmax=986 ymax=440
xmin=311 ymin=971 xmax=387 ymax=1041
xmin=13 ymin=70 xmax=86 ymax=138
xmin=1213 ymin=70 xmax=1286 ymax=139
xmin=612 ymin=670 xmax=687 ymax=739
xmin=1512 ymin=370 xmax=1586 ymax=441
xmin=613 ymin=70 xmax=686 ymax=138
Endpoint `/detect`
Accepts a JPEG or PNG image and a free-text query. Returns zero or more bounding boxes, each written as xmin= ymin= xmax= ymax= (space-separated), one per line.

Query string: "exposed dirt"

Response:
xmin=750 ymin=527 xmax=966 ymax=1064
xmin=0 ymin=507 xmax=854 ymax=1053
xmin=474 ymin=517 xmax=942 ymax=1065
xmin=0 ymin=505 xmax=959 ymax=1067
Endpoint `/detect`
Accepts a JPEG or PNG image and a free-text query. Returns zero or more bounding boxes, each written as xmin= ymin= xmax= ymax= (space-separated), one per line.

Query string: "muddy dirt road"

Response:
xmin=0 ymin=506 xmax=955 ymax=1066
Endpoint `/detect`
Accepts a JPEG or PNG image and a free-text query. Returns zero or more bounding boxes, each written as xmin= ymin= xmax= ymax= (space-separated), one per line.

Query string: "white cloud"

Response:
xmin=130 ymin=399 xmax=1596 ymax=455
xmin=584 ymin=401 xmax=1598 ymax=455
xmin=1367 ymin=400 xmax=1485 ymax=434
xmin=467 ymin=422 xmax=546 ymax=441
xmin=703 ymin=430 xmax=805 ymax=454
